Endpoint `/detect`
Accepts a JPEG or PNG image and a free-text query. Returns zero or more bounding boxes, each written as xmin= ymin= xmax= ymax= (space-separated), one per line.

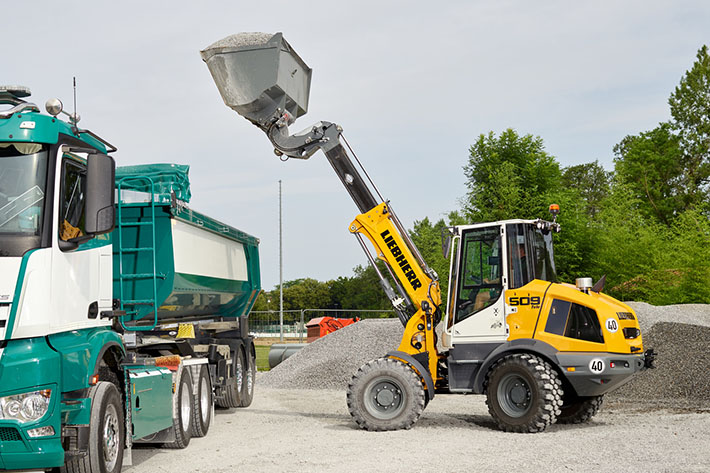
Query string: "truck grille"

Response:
xmin=0 ymin=426 xmax=22 ymax=441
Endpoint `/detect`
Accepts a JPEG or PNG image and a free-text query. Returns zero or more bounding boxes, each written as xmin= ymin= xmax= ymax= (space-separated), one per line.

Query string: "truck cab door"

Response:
xmin=446 ymin=225 xmax=508 ymax=345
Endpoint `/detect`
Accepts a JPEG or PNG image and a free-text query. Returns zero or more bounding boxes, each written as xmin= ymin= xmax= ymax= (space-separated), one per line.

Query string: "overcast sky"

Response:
xmin=6 ymin=1 xmax=710 ymax=289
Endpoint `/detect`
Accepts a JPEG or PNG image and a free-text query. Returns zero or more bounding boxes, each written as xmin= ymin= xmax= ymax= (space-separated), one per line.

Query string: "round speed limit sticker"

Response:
xmin=605 ymin=318 xmax=619 ymax=333
xmin=589 ymin=358 xmax=605 ymax=374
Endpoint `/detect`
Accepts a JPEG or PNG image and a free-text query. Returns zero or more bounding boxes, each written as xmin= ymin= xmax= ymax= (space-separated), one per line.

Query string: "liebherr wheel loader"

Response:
xmin=202 ymin=32 xmax=656 ymax=433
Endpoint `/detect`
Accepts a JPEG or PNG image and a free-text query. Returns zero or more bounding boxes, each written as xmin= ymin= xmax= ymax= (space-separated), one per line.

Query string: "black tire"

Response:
xmin=485 ymin=353 xmax=563 ymax=433
xmin=63 ymin=382 xmax=124 ymax=473
xmin=215 ymin=347 xmax=244 ymax=408
xmin=164 ymin=370 xmax=193 ymax=448
xmin=191 ymin=365 xmax=213 ymax=437
xmin=347 ymin=357 xmax=426 ymax=431
xmin=557 ymin=394 xmax=604 ymax=424
xmin=239 ymin=347 xmax=256 ymax=408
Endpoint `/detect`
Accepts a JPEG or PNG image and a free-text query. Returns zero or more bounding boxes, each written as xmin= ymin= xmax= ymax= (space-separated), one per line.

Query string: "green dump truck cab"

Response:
xmin=0 ymin=86 xmax=261 ymax=472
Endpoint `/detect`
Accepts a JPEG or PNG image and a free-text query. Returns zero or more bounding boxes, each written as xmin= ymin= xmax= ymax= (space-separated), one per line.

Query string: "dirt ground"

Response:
xmin=127 ymin=385 xmax=710 ymax=473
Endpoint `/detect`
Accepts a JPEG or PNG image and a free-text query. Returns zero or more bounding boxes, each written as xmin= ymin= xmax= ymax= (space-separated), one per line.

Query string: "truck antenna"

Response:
xmin=71 ymin=76 xmax=78 ymax=134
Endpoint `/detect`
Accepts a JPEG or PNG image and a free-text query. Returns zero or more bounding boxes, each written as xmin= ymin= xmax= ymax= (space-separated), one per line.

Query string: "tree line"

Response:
xmin=254 ymin=45 xmax=710 ymax=314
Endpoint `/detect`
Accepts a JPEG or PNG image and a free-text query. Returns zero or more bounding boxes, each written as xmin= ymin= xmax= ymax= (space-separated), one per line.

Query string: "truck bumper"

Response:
xmin=557 ymin=352 xmax=647 ymax=397
xmin=0 ymin=437 xmax=64 ymax=471
xmin=0 ymin=338 xmax=64 ymax=471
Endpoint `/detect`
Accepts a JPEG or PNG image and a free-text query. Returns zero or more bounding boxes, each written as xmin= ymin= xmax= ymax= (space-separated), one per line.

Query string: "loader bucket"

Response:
xmin=201 ymin=32 xmax=312 ymax=129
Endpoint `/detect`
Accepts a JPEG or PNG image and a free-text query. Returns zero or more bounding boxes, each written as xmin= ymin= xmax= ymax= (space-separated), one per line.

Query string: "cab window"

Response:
xmin=59 ymin=159 xmax=87 ymax=242
xmin=454 ymin=226 xmax=503 ymax=323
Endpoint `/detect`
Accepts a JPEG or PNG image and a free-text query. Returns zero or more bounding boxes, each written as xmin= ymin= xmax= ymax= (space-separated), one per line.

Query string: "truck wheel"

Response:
xmin=347 ymin=357 xmax=426 ymax=431
xmin=557 ymin=394 xmax=604 ymax=424
xmin=164 ymin=370 xmax=193 ymax=448
xmin=191 ymin=365 xmax=213 ymax=437
xmin=63 ymin=382 xmax=124 ymax=473
xmin=485 ymin=353 xmax=563 ymax=433
xmin=239 ymin=348 xmax=256 ymax=407
xmin=215 ymin=348 xmax=244 ymax=408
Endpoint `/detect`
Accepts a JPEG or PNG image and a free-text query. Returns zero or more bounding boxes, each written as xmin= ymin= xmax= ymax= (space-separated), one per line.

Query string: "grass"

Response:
xmin=255 ymin=345 xmax=271 ymax=371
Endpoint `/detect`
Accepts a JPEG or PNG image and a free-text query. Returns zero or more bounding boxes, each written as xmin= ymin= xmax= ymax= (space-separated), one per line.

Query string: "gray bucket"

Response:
xmin=201 ymin=32 xmax=312 ymax=128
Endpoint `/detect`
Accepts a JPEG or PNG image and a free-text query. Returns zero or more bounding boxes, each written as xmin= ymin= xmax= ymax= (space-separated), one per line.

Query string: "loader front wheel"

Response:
xmin=486 ymin=353 xmax=563 ymax=433
xmin=347 ymin=357 xmax=426 ymax=431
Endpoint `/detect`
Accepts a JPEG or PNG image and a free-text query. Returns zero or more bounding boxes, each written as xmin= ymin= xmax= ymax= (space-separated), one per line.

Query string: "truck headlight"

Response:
xmin=0 ymin=389 xmax=52 ymax=423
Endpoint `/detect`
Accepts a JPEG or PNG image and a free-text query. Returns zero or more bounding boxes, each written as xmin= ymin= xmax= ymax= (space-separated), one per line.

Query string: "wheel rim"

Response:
xmin=200 ymin=375 xmax=211 ymax=424
xmin=102 ymin=403 xmax=120 ymax=471
xmin=180 ymin=381 xmax=191 ymax=432
xmin=246 ymin=357 xmax=254 ymax=395
xmin=497 ymin=373 xmax=532 ymax=418
xmin=235 ymin=356 xmax=244 ymax=391
xmin=363 ymin=377 xmax=405 ymax=420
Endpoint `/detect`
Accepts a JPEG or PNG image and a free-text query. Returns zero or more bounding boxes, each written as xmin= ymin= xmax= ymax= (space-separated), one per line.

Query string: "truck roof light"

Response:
xmin=45 ymin=98 xmax=63 ymax=116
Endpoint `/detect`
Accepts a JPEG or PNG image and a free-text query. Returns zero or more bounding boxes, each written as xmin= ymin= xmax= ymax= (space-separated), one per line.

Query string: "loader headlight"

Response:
xmin=0 ymin=389 xmax=52 ymax=423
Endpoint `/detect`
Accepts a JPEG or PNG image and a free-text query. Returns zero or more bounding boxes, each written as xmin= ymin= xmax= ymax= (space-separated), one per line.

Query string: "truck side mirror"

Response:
xmin=85 ymin=153 xmax=115 ymax=235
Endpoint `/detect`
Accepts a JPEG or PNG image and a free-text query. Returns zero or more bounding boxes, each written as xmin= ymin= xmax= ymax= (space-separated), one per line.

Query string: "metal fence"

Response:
xmin=249 ymin=308 xmax=395 ymax=342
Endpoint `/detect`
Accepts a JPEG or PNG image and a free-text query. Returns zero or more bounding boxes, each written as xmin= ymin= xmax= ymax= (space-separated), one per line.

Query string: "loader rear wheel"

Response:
xmin=485 ymin=353 xmax=563 ymax=433
xmin=347 ymin=357 xmax=426 ymax=431
xmin=557 ymin=394 xmax=603 ymax=424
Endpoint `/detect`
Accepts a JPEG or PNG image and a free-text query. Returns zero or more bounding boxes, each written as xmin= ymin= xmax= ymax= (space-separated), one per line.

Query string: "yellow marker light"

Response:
xmin=566 ymin=367 xmax=576 ymax=372
xmin=89 ymin=374 xmax=99 ymax=385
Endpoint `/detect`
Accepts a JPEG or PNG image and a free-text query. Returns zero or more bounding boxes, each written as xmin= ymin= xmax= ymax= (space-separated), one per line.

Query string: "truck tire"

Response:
xmin=215 ymin=348 xmax=244 ymax=408
xmin=63 ymin=382 xmax=124 ymax=473
xmin=347 ymin=357 xmax=426 ymax=431
xmin=557 ymin=394 xmax=604 ymax=424
xmin=485 ymin=353 xmax=563 ymax=433
xmin=239 ymin=347 xmax=256 ymax=407
xmin=164 ymin=370 xmax=193 ymax=449
xmin=191 ymin=365 xmax=213 ymax=437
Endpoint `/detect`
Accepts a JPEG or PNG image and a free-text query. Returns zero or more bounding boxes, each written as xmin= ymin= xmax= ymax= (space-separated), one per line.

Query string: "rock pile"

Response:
xmin=260 ymin=303 xmax=710 ymax=409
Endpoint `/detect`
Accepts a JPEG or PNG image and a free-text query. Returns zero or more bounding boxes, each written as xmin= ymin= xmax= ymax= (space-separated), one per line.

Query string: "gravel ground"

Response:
xmin=127 ymin=387 xmax=710 ymax=473
xmin=126 ymin=303 xmax=710 ymax=472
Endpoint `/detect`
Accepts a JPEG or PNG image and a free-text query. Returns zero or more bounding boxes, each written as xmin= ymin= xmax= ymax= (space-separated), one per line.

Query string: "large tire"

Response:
xmin=191 ymin=365 xmax=213 ymax=437
xmin=347 ymin=357 xmax=426 ymax=431
xmin=557 ymin=394 xmax=604 ymax=424
xmin=63 ymin=382 xmax=124 ymax=473
xmin=239 ymin=347 xmax=256 ymax=408
xmin=485 ymin=353 xmax=563 ymax=433
xmin=164 ymin=370 xmax=193 ymax=449
xmin=215 ymin=348 xmax=244 ymax=408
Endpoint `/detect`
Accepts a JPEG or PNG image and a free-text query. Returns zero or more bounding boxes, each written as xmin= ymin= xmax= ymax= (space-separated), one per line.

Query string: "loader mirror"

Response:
xmin=85 ymin=153 xmax=115 ymax=235
xmin=201 ymin=32 xmax=312 ymax=129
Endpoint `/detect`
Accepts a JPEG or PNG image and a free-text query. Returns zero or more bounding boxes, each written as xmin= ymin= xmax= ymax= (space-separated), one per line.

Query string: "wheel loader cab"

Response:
xmin=443 ymin=220 xmax=557 ymax=346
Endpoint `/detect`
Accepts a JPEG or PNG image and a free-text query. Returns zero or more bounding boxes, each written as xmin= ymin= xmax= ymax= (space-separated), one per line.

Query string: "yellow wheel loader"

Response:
xmin=201 ymin=32 xmax=655 ymax=433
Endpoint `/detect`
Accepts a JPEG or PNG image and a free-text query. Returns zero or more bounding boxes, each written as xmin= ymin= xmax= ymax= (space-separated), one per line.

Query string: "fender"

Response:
xmin=47 ymin=327 xmax=125 ymax=394
xmin=472 ymin=338 xmax=560 ymax=393
xmin=386 ymin=350 xmax=435 ymax=401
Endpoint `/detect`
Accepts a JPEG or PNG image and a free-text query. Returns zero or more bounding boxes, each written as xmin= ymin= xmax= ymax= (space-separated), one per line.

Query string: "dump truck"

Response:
xmin=0 ymin=86 xmax=260 ymax=472
xmin=201 ymin=32 xmax=655 ymax=433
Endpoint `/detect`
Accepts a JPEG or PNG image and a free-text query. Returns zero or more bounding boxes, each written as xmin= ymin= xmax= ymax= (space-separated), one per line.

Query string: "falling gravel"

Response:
xmin=261 ymin=303 xmax=710 ymax=410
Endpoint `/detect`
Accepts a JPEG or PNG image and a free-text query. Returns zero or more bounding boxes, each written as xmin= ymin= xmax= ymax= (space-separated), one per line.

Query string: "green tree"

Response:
xmin=463 ymin=129 xmax=561 ymax=222
xmin=561 ymin=160 xmax=611 ymax=218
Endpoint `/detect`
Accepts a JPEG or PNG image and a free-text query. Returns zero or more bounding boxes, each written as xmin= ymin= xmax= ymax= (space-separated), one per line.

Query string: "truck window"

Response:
xmin=454 ymin=226 xmax=502 ymax=323
xmin=59 ymin=159 xmax=87 ymax=242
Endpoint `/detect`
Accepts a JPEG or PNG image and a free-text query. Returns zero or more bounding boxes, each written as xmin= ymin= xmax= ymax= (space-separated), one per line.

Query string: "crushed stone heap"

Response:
xmin=260 ymin=303 xmax=710 ymax=409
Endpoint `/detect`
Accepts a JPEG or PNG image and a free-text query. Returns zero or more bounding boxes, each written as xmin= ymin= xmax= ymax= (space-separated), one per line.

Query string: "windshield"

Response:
xmin=0 ymin=143 xmax=49 ymax=255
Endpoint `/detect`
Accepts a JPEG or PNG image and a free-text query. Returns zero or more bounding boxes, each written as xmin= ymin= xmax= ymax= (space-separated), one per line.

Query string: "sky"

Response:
xmin=5 ymin=1 xmax=710 ymax=290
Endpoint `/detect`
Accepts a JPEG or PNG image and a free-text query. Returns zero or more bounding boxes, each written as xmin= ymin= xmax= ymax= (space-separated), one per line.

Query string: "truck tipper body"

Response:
xmin=0 ymin=86 xmax=260 ymax=472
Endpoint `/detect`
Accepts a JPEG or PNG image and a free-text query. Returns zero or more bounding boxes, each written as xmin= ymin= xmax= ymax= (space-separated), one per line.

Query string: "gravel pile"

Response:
xmin=260 ymin=319 xmax=403 ymax=389
xmin=261 ymin=303 xmax=710 ymax=409
xmin=203 ymin=32 xmax=274 ymax=51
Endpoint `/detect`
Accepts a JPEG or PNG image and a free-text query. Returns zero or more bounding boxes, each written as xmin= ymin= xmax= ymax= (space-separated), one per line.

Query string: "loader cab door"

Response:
xmin=446 ymin=225 xmax=508 ymax=344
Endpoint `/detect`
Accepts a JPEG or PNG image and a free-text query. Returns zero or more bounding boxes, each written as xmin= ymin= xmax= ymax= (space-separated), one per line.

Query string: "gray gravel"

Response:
xmin=203 ymin=32 xmax=274 ymax=51
xmin=261 ymin=303 xmax=710 ymax=410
